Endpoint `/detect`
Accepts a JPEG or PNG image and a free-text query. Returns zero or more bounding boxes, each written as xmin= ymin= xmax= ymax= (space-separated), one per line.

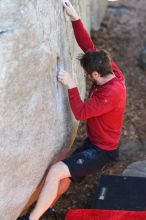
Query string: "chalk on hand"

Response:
xmin=57 ymin=64 xmax=64 ymax=77
xmin=65 ymin=2 xmax=69 ymax=6
xmin=62 ymin=0 xmax=70 ymax=7
xmin=57 ymin=63 xmax=64 ymax=72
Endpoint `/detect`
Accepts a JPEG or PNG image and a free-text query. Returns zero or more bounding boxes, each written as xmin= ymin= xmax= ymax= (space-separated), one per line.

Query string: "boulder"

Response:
xmin=0 ymin=1 xmax=107 ymax=219
xmin=123 ymin=161 xmax=146 ymax=177
xmin=90 ymin=0 xmax=108 ymax=30
xmin=139 ymin=46 xmax=146 ymax=69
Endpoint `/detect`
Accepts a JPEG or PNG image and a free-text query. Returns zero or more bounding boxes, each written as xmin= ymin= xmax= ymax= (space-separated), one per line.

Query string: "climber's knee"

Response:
xmin=45 ymin=161 xmax=71 ymax=183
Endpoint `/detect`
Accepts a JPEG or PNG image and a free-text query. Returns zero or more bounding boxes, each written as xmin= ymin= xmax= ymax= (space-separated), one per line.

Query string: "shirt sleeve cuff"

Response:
xmin=68 ymin=87 xmax=78 ymax=93
xmin=71 ymin=19 xmax=81 ymax=27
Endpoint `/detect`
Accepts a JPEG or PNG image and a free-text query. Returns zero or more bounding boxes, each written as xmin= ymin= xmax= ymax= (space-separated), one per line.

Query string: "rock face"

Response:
xmin=90 ymin=0 xmax=107 ymax=30
xmin=123 ymin=161 xmax=146 ymax=178
xmin=0 ymin=1 xmax=107 ymax=219
xmin=139 ymin=46 xmax=146 ymax=69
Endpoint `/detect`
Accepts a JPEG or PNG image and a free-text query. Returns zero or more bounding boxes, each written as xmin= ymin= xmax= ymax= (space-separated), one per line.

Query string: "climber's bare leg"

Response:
xmin=29 ymin=161 xmax=71 ymax=220
xmin=50 ymin=177 xmax=71 ymax=208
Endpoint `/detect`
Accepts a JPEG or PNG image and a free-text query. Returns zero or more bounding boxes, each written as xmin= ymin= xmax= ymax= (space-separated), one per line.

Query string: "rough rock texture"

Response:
xmin=85 ymin=0 xmax=107 ymax=31
xmin=0 ymin=1 xmax=107 ymax=219
xmin=123 ymin=161 xmax=146 ymax=178
xmin=139 ymin=46 xmax=146 ymax=69
xmin=90 ymin=0 xmax=107 ymax=30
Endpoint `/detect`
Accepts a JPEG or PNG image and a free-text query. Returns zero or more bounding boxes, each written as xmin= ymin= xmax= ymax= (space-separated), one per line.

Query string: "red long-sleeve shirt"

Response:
xmin=68 ymin=19 xmax=126 ymax=150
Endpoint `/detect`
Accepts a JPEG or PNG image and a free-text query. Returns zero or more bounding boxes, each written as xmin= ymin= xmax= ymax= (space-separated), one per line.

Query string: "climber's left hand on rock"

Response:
xmin=58 ymin=70 xmax=76 ymax=89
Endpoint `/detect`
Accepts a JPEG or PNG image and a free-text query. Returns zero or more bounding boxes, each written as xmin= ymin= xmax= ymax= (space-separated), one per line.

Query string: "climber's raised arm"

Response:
xmin=62 ymin=0 xmax=125 ymax=81
xmin=62 ymin=0 xmax=97 ymax=53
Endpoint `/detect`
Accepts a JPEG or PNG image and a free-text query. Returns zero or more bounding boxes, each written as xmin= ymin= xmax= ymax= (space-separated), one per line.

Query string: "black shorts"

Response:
xmin=62 ymin=137 xmax=119 ymax=183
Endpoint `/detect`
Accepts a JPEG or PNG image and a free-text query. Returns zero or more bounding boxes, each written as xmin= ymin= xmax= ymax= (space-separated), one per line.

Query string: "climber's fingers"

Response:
xmin=62 ymin=0 xmax=75 ymax=13
xmin=62 ymin=0 xmax=72 ymax=9
xmin=58 ymin=77 xmax=64 ymax=83
xmin=58 ymin=70 xmax=73 ymax=86
xmin=57 ymin=70 xmax=66 ymax=82
xmin=58 ymin=74 xmax=66 ymax=85
xmin=58 ymin=70 xmax=67 ymax=76
xmin=62 ymin=0 xmax=79 ymax=21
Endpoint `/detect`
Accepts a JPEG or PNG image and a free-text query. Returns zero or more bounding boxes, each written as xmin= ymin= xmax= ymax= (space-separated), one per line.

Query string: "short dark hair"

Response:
xmin=78 ymin=49 xmax=113 ymax=77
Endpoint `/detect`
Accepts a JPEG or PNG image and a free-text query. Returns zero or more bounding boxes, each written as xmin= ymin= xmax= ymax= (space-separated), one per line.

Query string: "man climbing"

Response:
xmin=17 ymin=1 xmax=126 ymax=220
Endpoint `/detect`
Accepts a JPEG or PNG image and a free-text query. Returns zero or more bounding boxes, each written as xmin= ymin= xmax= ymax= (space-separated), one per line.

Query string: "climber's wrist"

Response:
xmin=68 ymin=81 xmax=77 ymax=89
xmin=70 ymin=15 xmax=80 ymax=21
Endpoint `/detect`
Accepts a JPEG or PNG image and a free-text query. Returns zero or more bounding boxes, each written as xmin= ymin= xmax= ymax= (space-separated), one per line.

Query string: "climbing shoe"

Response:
xmin=16 ymin=215 xmax=30 ymax=220
xmin=16 ymin=209 xmax=63 ymax=220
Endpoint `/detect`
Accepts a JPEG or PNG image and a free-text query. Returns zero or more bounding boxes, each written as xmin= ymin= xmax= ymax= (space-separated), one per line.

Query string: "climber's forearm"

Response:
xmin=71 ymin=19 xmax=97 ymax=53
